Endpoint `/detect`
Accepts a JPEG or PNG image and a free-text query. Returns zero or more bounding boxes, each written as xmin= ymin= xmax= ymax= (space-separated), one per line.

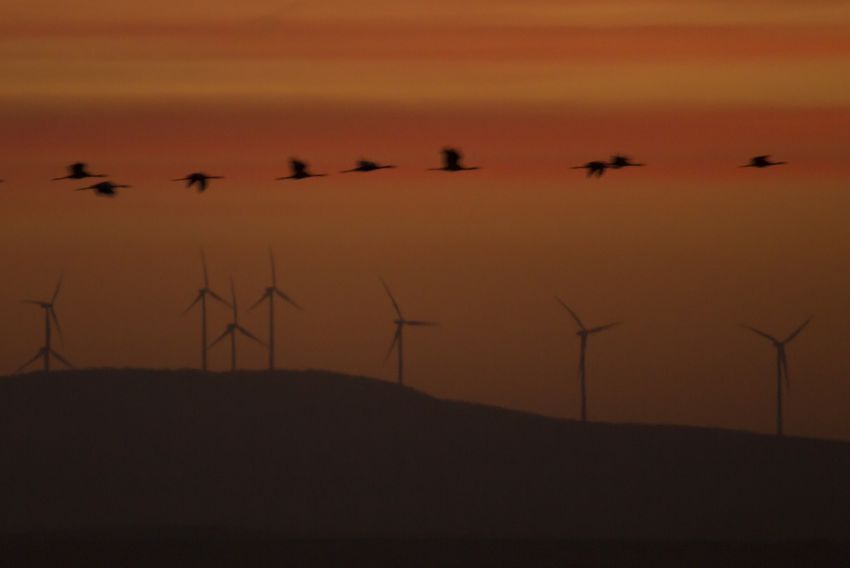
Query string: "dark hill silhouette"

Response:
xmin=1 ymin=368 xmax=849 ymax=546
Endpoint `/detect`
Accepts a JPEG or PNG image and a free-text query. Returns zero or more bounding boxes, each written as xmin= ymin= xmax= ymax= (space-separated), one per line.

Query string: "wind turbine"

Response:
xmin=184 ymin=250 xmax=230 ymax=371
xmin=209 ymin=279 xmax=264 ymax=372
xmin=250 ymin=249 xmax=303 ymax=371
xmin=556 ymin=297 xmax=621 ymax=422
xmin=17 ymin=275 xmax=73 ymax=373
xmin=381 ymin=279 xmax=437 ymax=387
xmin=741 ymin=318 xmax=811 ymax=436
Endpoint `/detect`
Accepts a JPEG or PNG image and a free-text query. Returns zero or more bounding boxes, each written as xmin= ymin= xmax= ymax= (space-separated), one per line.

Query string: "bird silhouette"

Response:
xmin=428 ymin=148 xmax=480 ymax=172
xmin=276 ymin=159 xmax=327 ymax=180
xmin=173 ymin=172 xmax=223 ymax=192
xmin=340 ymin=160 xmax=396 ymax=173
xmin=572 ymin=161 xmax=609 ymax=178
xmin=53 ymin=162 xmax=107 ymax=181
xmin=741 ymin=155 xmax=787 ymax=168
xmin=608 ymin=155 xmax=645 ymax=169
xmin=76 ymin=181 xmax=130 ymax=197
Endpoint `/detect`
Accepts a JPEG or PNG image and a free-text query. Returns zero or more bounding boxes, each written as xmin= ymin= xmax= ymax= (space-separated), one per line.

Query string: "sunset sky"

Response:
xmin=2 ymin=1 xmax=850 ymax=439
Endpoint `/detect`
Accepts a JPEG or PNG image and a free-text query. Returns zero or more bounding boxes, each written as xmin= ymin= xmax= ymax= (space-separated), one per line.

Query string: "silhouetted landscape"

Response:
xmin=1 ymin=369 xmax=849 ymax=563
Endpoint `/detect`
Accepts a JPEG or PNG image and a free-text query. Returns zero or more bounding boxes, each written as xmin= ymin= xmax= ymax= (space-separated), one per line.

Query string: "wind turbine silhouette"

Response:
xmin=76 ymin=181 xmax=130 ymax=197
xmin=340 ymin=159 xmax=396 ymax=173
xmin=741 ymin=318 xmax=811 ymax=436
xmin=173 ymin=172 xmax=223 ymax=192
xmin=17 ymin=275 xmax=73 ymax=373
xmin=381 ymin=279 xmax=437 ymax=386
xmin=276 ymin=159 xmax=327 ymax=180
xmin=209 ymin=279 xmax=264 ymax=372
xmin=250 ymin=249 xmax=303 ymax=371
xmin=556 ymin=298 xmax=621 ymax=422
xmin=184 ymin=250 xmax=230 ymax=372
xmin=53 ymin=162 xmax=107 ymax=181
xmin=428 ymin=147 xmax=479 ymax=172
xmin=741 ymin=155 xmax=787 ymax=168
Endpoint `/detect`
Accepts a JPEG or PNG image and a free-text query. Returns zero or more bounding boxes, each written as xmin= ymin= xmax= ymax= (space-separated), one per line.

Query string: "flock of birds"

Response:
xmin=7 ymin=150 xmax=789 ymax=196
xmin=9 ymin=148 xmax=802 ymax=436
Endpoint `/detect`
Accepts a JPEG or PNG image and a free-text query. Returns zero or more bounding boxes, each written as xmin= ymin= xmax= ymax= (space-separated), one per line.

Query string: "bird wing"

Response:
xmin=444 ymin=148 xmax=461 ymax=169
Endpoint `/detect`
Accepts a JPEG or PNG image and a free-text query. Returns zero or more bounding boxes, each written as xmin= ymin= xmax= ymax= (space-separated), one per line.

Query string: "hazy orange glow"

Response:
xmin=2 ymin=0 xmax=850 ymax=440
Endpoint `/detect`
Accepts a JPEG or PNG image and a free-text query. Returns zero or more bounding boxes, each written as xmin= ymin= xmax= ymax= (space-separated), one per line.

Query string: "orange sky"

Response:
xmin=2 ymin=1 xmax=850 ymax=440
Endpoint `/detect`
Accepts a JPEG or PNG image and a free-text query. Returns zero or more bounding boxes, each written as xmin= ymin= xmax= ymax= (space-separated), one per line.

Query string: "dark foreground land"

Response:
xmin=1 ymin=369 xmax=849 ymax=565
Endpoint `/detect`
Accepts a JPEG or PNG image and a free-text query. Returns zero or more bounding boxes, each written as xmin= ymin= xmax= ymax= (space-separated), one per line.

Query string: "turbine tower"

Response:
xmin=381 ymin=279 xmax=437 ymax=386
xmin=742 ymin=318 xmax=811 ymax=436
xmin=17 ymin=275 xmax=73 ymax=373
xmin=210 ymin=279 xmax=264 ymax=372
xmin=250 ymin=248 xmax=303 ymax=371
xmin=556 ymin=297 xmax=621 ymax=423
xmin=184 ymin=249 xmax=230 ymax=371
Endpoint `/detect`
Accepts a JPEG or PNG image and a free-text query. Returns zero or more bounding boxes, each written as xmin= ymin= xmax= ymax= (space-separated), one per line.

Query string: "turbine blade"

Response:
xmin=740 ymin=325 xmax=779 ymax=343
xmin=275 ymin=289 xmax=303 ymax=310
xmin=207 ymin=289 xmax=231 ymax=308
xmin=380 ymin=278 xmax=403 ymax=319
xmin=51 ymin=274 xmax=63 ymax=303
xmin=384 ymin=328 xmax=401 ymax=363
xmin=249 ymin=292 xmax=269 ymax=311
xmin=21 ymin=300 xmax=43 ymax=305
xmin=49 ymin=349 xmax=74 ymax=369
xmin=588 ymin=322 xmax=622 ymax=334
xmin=269 ymin=247 xmax=277 ymax=287
xmin=183 ymin=293 xmax=202 ymax=314
xmin=208 ymin=328 xmax=232 ymax=349
xmin=201 ymin=249 xmax=209 ymax=288
xmin=237 ymin=325 xmax=265 ymax=345
xmin=50 ymin=307 xmax=64 ymax=342
xmin=555 ymin=297 xmax=585 ymax=330
xmin=16 ymin=350 xmax=44 ymax=374
xmin=784 ymin=318 xmax=812 ymax=344
xmin=404 ymin=320 xmax=438 ymax=326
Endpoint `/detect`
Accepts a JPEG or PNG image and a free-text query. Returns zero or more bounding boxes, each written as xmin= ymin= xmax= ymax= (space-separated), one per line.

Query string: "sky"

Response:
xmin=2 ymin=1 xmax=850 ymax=439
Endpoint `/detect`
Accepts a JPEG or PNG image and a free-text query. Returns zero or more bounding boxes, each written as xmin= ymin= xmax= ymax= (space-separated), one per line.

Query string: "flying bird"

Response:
xmin=276 ymin=159 xmax=327 ymax=180
xmin=53 ymin=162 xmax=107 ymax=181
xmin=76 ymin=181 xmax=130 ymax=197
xmin=608 ymin=155 xmax=645 ymax=169
xmin=173 ymin=172 xmax=223 ymax=192
xmin=340 ymin=160 xmax=396 ymax=173
xmin=572 ymin=161 xmax=609 ymax=178
xmin=741 ymin=318 xmax=811 ymax=436
xmin=741 ymin=155 xmax=787 ymax=168
xmin=428 ymin=147 xmax=480 ymax=172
